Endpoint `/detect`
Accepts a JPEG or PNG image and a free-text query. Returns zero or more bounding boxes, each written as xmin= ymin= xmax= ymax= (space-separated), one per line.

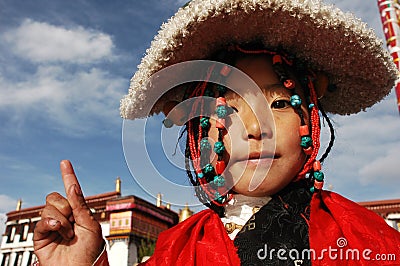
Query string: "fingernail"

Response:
xmin=60 ymin=160 xmax=69 ymax=169
xmin=49 ymin=219 xmax=59 ymax=227
xmin=74 ymin=184 xmax=82 ymax=196
xmin=68 ymin=215 xmax=75 ymax=223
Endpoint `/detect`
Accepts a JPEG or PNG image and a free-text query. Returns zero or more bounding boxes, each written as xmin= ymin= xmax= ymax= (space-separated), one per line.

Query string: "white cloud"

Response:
xmin=358 ymin=144 xmax=400 ymax=185
xmin=0 ymin=195 xmax=18 ymax=213
xmin=0 ymin=65 xmax=125 ymax=136
xmin=320 ymin=92 xmax=400 ymax=199
xmin=2 ymin=19 xmax=114 ymax=64
xmin=0 ymin=19 xmax=127 ymax=137
xmin=0 ymin=213 xmax=6 ymax=242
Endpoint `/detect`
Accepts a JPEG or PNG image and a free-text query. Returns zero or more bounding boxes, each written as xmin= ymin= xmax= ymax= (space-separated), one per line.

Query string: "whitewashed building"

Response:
xmin=0 ymin=178 xmax=179 ymax=266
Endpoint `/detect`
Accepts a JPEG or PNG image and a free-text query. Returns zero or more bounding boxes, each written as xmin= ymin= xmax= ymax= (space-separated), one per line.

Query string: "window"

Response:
xmin=14 ymin=252 xmax=23 ymax=266
xmin=1 ymin=253 xmax=10 ymax=266
xmin=26 ymin=252 xmax=34 ymax=266
xmin=21 ymin=224 xmax=29 ymax=241
xmin=6 ymin=226 xmax=16 ymax=243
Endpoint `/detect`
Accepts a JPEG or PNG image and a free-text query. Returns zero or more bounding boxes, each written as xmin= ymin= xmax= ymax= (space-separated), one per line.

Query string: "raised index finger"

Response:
xmin=60 ymin=160 xmax=84 ymax=208
xmin=60 ymin=160 xmax=97 ymax=230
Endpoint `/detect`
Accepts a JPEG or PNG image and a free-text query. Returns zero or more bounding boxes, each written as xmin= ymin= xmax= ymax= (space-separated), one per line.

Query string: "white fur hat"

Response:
xmin=120 ymin=0 xmax=397 ymax=119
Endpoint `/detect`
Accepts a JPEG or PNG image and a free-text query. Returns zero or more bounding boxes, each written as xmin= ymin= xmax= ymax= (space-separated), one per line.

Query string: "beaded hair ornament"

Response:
xmin=166 ymin=45 xmax=335 ymax=215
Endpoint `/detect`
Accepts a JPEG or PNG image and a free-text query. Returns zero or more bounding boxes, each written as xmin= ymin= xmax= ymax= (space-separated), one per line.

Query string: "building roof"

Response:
xmin=106 ymin=195 xmax=178 ymax=225
xmin=358 ymin=198 xmax=400 ymax=218
xmin=6 ymin=191 xmax=121 ymax=222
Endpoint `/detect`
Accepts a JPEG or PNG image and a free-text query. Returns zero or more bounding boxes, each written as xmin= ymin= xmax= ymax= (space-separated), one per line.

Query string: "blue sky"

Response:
xmin=1 ymin=0 xmax=400 ymax=236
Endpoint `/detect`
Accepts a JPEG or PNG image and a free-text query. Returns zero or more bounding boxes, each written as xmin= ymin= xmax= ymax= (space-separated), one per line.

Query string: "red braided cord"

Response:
xmin=187 ymin=65 xmax=215 ymax=171
xmin=296 ymin=77 xmax=321 ymax=179
xmin=187 ymin=65 xmax=233 ymax=206
xmin=234 ymin=45 xmax=293 ymax=65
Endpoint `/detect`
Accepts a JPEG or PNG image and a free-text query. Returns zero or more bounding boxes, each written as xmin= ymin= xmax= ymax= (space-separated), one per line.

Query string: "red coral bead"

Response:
xmin=314 ymin=180 xmax=324 ymax=190
xmin=272 ymin=55 xmax=282 ymax=65
xmin=216 ymin=97 xmax=226 ymax=106
xmin=304 ymin=147 xmax=313 ymax=155
xmin=284 ymin=79 xmax=295 ymax=89
xmin=313 ymin=160 xmax=321 ymax=171
xmin=299 ymin=125 xmax=309 ymax=136
xmin=220 ymin=65 xmax=231 ymax=77
xmin=216 ymin=118 xmax=225 ymax=129
xmin=216 ymin=161 xmax=226 ymax=175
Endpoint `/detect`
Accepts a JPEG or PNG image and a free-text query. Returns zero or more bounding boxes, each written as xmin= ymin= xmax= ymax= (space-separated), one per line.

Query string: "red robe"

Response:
xmin=95 ymin=191 xmax=400 ymax=265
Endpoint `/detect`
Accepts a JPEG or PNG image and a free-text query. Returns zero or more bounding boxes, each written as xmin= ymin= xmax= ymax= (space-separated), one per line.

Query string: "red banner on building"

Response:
xmin=378 ymin=0 xmax=400 ymax=113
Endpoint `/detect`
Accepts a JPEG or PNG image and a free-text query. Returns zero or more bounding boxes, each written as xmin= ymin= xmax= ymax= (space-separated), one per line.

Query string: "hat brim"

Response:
xmin=120 ymin=0 xmax=398 ymax=119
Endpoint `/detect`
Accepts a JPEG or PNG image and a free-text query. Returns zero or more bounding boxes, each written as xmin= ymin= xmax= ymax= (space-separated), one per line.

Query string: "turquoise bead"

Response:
xmin=213 ymin=175 xmax=225 ymax=187
xmin=200 ymin=139 xmax=211 ymax=151
xmin=204 ymin=88 xmax=215 ymax=97
xmin=217 ymin=85 xmax=227 ymax=94
xmin=214 ymin=192 xmax=225 ymax=203
xmin=214 ymin=141 xmax=225 ymax=154
xmin=200 ymin=117 xmax=210 ymax=128
xmin=300 ymin=136 xmax=312 ymax=148
xmin=203 ymin=163 xmax=214 ymax=174
xmin=216 ymin=105 xmax=227 ymax=118
xmin=314 ymin=171 xmax=324 ymax=181
xmin=197 ymin=173 xmax=204 ymax=179
xmin=310 ymin=187 xmax=315 ymax=193
xmin=215 ymin=197 xmax=224 ymax=204
xmin=290 ymin=95 xmax=302 ymax=108
xmin=162 ymin=118 xmax=173 ymax=128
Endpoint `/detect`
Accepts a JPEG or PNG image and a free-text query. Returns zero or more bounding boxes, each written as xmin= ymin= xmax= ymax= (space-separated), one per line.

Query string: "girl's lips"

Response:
xmin=234 ymin=152 xmax=279 ymax=163
xmin=246 ymin=157 xmax=274 ymax=165
xmin=232 ymin=153 xmax=279 ymax=167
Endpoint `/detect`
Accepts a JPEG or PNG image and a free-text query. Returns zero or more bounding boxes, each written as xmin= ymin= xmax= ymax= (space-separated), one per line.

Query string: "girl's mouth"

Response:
xmin=234 ymin=152 xmax=279 ymax=165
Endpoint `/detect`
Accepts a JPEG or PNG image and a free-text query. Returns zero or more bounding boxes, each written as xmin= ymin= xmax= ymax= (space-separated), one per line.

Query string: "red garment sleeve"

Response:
xmin=140 ymin=209 xmax=240 ymax=266
xmin=92 ymin=244 xmax=110 ymax=266
xmin=309 ymin=191 xmax=400 ymax=265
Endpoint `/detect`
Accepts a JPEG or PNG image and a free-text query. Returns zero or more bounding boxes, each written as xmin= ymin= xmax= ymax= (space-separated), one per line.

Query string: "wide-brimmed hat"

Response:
xmin=120 ymin=0 xmax=398 ymax=119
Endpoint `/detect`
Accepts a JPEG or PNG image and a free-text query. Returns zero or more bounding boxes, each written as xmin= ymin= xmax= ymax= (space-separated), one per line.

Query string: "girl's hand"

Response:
xmin=33 ymin=160 xmax=104 ymax=266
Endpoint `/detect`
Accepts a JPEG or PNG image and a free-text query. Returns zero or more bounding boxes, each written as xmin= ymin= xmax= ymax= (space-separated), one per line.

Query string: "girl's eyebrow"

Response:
xmin=262 ymin=83 xmax=291 ymax=98
xmin=263 ymin=83 xmax=285 ymax=91
xmin=224 ymin=83 xmax=288 ymax=99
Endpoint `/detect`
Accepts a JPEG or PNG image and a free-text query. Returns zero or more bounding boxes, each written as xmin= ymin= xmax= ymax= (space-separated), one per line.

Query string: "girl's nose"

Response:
xmin=241 ymin=104 xmax=273 ymax=141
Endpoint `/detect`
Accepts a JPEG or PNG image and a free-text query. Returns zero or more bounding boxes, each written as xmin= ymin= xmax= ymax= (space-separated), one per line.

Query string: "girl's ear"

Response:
xmin=314 ymin=72 xmax=329 ymax=99
xmin=162 ymin=101 xmax=188 ymax=126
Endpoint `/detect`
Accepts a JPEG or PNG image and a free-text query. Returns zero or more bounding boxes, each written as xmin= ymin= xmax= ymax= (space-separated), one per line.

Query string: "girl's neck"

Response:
xmin=221 ymin=194 xmax=272 ymax=239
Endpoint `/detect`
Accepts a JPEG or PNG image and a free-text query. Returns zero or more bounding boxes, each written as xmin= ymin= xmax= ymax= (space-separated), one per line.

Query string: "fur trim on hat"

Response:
xmin=120 ymin=0 xmax=398 ymax=119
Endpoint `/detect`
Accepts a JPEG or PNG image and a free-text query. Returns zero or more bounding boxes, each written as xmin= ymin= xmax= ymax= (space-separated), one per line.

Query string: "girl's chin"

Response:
xmin=229 ymin=175 xmax=273 ymax=195
xmin=227 ymin=167 xmax=271 ymax=183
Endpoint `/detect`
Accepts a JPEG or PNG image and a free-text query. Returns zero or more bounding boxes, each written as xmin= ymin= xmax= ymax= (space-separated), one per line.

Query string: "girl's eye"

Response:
xmin=271 ymin=100 xmax=290 ymax=109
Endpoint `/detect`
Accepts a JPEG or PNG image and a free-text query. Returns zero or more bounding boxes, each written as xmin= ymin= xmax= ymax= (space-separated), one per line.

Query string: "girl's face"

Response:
xmin=208 ymin=54 xmax=309 ymax=197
